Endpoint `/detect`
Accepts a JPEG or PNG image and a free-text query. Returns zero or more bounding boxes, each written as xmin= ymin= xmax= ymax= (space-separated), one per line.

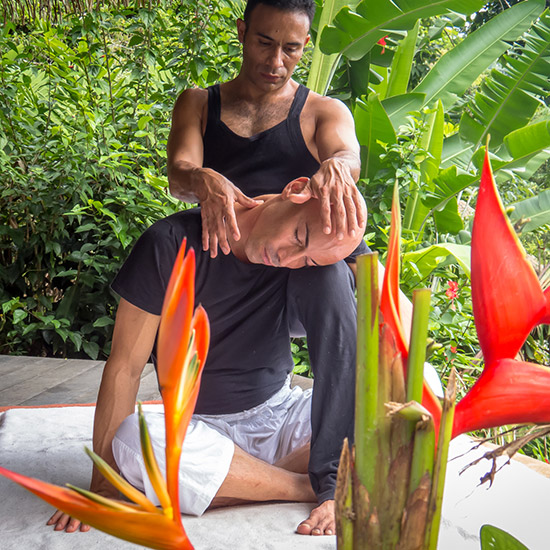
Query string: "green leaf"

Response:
xmin=510 ymin=189 xmax=550 ymax=233
xmin=402 ymin=243 xmax=471 ymax=285
xmin=93 ymin=316 xmax=115 ymax=328
xmin=381 ymin=92 xmax=425 ymax=129
xmin=403 ymin=100 xmax=444 ymax=232
xmin=480 ymin=525 xmax=529 ymax=550
xmin=307 ymin=0 xmax=361 ymax=94
xmin=82 ymin=340 xmax=100 ymax=360
xmin=386 ymin=20 xmax=419 ymax=98
xmin=459 ymin=9 xmax=550 ymax=149
xmin=12 ymin=309 xmax=27 ymax=324
xmin=354 ymin=94 xmax=397 ymax=179
xmin=320 ymin=0 xmax=483 ymax=60
xmin=414 ymin=0 xmax=545 ymax=108
xmin=503 ymin=119 xmax=550 ymax=160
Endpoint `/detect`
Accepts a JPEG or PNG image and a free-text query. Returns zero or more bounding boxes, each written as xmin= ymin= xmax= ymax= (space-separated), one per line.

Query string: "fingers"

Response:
xmin=47 ymin=510 xmax=90 ymax=533
xmin=235 ymin=191 xmax=263 ymax=209
xmin=201 ymin=204 xmax=234 ymax=258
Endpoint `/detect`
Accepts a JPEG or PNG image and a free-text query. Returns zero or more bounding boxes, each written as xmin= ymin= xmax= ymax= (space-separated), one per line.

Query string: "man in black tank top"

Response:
xmin=162 ymin=0 xmax=371 ymax=538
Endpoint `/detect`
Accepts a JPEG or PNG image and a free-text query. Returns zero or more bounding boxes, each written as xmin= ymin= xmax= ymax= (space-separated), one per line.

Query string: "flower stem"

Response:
xmin=354 ymin=252 xmax=379 ymax=494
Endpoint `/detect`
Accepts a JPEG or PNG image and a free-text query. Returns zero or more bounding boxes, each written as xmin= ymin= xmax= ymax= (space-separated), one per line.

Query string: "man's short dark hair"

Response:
xmin=243 ymin=0 xmax=315 ymax=26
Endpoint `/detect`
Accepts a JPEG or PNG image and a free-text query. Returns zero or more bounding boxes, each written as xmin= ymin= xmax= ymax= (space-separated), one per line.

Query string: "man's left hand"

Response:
xmin=283 ymin=158 xmax=366 ymax=240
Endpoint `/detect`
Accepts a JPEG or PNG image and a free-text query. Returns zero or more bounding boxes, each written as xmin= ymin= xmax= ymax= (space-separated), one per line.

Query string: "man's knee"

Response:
xmin=112 ymin=411 xmax=234 ymax=516
xmin=287 ymin=261 xmax=356 ymax=336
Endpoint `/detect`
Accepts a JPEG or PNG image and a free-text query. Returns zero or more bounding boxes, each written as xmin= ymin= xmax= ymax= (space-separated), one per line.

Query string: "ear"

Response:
xmin=281 ymin=177 xmax=312 ymax=204
xmin=237 ymin=18 xmax=246 ymax=44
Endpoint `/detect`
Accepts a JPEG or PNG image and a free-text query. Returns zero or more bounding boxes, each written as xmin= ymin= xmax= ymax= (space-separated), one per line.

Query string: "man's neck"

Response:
xmin=226 ymin=74 xmax=297 ymax=104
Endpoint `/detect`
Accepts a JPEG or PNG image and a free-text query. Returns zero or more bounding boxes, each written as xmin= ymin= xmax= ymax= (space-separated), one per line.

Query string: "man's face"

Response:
xmin=243 ymin=197 xmax=362 ymax=269
xmin=237 ymin=5 xmax=310 ymax=92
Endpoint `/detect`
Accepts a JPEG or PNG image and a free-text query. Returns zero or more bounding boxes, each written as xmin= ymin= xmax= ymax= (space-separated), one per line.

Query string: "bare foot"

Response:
xmin=296 ymin=500 xmax=335 ymax=536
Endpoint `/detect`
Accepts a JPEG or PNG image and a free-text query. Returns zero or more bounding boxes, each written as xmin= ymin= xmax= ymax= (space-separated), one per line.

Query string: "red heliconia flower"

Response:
xmin=0 ymin=239 xmax=209 ymax=550
xmin=452 ymin=152 xmax=550 ymax=437
xmin=377 ymin=35 xmax=388 ymax=54
xmin=445 ymin=281 xmax=458 ymax=301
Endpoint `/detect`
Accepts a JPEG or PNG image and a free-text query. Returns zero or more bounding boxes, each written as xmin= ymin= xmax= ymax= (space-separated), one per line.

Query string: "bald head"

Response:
xmin=233 ymin=180 xmax=367 ymax=269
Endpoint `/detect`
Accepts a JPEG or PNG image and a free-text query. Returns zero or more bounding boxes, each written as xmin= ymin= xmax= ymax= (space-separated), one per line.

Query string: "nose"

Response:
xmin=267 ymin=46 xmax=284 ymax=70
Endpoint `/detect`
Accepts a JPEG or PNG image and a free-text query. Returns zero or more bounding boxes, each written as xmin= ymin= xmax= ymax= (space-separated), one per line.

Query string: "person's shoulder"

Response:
xmin=304 ymin=89 xmax=352 ymax=121
xmin=172 ymin=87 xmax=209 ymax=121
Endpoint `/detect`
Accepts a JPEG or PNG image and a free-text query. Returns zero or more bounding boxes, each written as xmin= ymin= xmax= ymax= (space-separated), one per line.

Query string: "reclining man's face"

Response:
xmin=243 ymin=196 xmax=365 ymax=269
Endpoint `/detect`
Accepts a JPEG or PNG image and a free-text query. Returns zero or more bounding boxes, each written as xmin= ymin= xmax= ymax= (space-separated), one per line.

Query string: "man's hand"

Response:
xmin=47 ymin=509 xmax=90 ymax=533
xmin=282 ymin=158 xmax=367 ymax=240
xmin=46 ymin=485 xmax=119 ymax=533
xmin=198 ymin=169 xmax=263 ymax=258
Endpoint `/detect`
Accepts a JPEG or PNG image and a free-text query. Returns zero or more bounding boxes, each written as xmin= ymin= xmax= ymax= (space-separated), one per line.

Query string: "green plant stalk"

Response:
xmin=354 ymin=252 xmax=379 ymax=495
xmin=406 ymin=288 xmax=431 ymax=403
xmin=426 ymin=370 xmax=456 ymax=550
xmin=335 ymin=439 xmax=354 ymax=550
xmin=409 ymin=416 xmax=435 ymax=498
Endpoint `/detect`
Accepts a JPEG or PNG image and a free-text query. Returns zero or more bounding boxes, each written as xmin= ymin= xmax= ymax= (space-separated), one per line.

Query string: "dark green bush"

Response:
xmin=0 ymin=1 xmax=243 ymax=358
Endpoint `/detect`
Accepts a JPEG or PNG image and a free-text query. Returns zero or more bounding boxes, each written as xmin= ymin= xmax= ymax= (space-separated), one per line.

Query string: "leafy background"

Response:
xmin=0 ymin=0 xmax=549 ymax=459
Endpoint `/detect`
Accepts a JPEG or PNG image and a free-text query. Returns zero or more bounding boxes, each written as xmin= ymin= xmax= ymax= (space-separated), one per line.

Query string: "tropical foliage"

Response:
xmin=336 ymin=151 xmax=550 ymax=549
xmin=0 ymin=1 xmax=242 ymax=359
xmin=308 ymin=0 xmax=550 ymax=403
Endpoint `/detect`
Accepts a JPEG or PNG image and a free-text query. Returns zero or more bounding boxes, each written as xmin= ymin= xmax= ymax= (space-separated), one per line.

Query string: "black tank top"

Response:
xmin=202 ymin=83 xmax=320 ymax=196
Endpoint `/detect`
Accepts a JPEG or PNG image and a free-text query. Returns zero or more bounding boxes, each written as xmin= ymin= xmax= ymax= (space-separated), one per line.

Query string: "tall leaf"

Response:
xmin=354 ymin=93 xmax=397 ymax=180
xmin=414 ymin=0 xmax=545 ymax=108
xmin=385 ymin=20 xmax=420 ymax=98
xmin=307 ymin=0 xmax=360 ymax=95
xmin=403 ymin=100 xmax=444 ymax=232
xmin=459 ymin=9 xmax=550 ymax=149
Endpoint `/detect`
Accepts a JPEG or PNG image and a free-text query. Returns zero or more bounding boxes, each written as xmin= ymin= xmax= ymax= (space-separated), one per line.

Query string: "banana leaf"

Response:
xmin=510 ymin=189 xmax=550 ymax=233
xmin=459 ymin=9 xmax=550 ymax=149
xmin=319 ymin=0 xmax=484 ymax=60
xmin=414 ymin=0 xmax=545 ymax=108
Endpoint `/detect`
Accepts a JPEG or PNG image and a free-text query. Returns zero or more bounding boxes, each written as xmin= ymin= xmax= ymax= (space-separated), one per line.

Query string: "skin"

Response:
xmin=47 ymin=188 xmax=366 ymax=536
xmin=167 ymin=4 xmax=365 ymax=259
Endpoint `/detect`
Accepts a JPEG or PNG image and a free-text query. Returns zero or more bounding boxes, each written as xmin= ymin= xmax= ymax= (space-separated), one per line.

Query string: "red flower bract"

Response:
xmin=453 ymin=151 xmax=550 ymax=437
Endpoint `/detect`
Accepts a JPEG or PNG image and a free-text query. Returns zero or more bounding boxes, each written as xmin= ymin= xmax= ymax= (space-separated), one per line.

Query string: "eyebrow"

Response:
xmin=257 ymin=32 xmax=303 ymax=47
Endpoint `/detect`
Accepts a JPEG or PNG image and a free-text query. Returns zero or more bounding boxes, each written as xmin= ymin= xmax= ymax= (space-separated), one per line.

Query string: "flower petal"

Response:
xmin=0 ymin=467 xmax=193 ymax=550
xmin=453 ymin=358 xmax=550 ymax=437
xmin=472 ymin=151 xmax=549 ymax=364
xmin=381 ymin=185 xmax=442 ymax=425
xmin=380 ymin=184 xmax=408 ymax=359
xmin=156 ymin=241 xmax=209 ymax=525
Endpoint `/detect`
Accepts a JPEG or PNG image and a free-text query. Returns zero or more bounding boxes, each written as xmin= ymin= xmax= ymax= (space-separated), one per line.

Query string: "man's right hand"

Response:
xmin=198 ymin=170 xmax=262 ymax=258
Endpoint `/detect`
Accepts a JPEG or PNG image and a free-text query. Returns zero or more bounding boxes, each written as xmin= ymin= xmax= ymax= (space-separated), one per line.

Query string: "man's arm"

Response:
xmin=167 ymin=89 xmax=261 ymax=257
xmin=47 ymin=299 xmax=160 ymax=532
xmin=284 ymin=97 xmax=367 ymax=240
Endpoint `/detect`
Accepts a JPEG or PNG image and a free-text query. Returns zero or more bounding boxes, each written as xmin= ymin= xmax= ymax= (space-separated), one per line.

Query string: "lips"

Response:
xmin=260 ymin=72 xmax=281 ymax=82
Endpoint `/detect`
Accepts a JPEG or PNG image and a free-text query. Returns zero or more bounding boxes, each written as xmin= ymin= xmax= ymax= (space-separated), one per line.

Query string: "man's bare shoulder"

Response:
xmin=306 ymin=90 xmax=353 ymax=122
xmin=174 ymin=87 xmax=208 ymax=114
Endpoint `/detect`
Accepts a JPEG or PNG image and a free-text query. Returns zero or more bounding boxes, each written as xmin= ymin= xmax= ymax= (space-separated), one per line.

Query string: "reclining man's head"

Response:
xmin=231 ymin=177 xmax=367 ymax=269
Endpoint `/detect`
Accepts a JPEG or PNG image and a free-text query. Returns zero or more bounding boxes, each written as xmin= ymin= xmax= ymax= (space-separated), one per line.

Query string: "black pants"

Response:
xmin=286 ymin=260 xmax=357 ymax=503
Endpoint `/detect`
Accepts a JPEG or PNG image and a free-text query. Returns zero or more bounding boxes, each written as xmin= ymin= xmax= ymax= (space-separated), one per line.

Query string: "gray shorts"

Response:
xmin=112 ymin=378 xmax=312 ymax=516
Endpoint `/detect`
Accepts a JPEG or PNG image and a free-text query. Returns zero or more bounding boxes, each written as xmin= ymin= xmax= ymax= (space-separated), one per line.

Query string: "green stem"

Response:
xmin=406 ymin=288 xmax=431 ymax=403
xmin=354 ymin=252 xmax=379 ymax=494
xmin=409 ymin=416 xmax=435 ymax=497
xmin=426 ymin=369 xmax=456 ymax=550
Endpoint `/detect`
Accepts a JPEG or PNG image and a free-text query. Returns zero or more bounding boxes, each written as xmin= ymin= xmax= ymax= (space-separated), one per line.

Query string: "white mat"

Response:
xmin=0 ymin=406 xmax=548 ymax=550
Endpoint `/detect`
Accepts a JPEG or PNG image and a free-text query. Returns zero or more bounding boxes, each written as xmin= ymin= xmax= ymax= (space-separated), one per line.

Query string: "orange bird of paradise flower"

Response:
xmin=0 ymin=239 xmax=209 ymax=550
